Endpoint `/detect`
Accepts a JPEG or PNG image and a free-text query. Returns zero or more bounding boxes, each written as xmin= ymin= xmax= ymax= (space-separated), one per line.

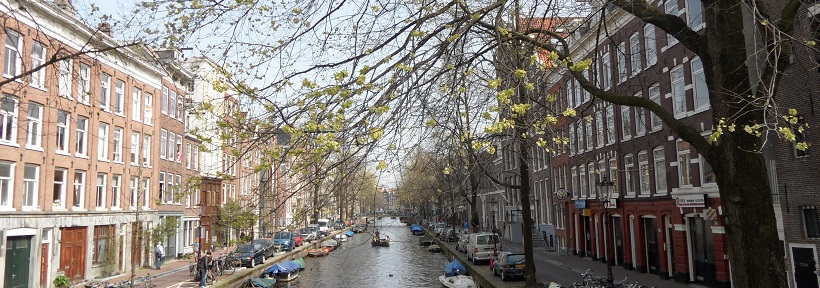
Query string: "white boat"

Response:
xmin=438 ymin=275 xmax=476 ymax=288
xmin=334 ymin=234 xmax=348 ymax=242
xmin=428 ymin=244 xmax=441 ymax=252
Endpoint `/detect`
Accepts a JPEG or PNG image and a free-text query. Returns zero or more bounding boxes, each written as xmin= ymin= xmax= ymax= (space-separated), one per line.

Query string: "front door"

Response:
xmin=689 ymin=217 xmax=717 ymax=284
xmin=4 ymin=236 xmax=32 ymax=288
xmin=613 ymin=216 xmax=624 ymax=266
xmin=792 ymin=247 xmax=819 ymax=288
xmin=59 ymin=227 xmax=87 ymax=281
xmin=40 ymin=243 xmax=49 ymax=287
xmin=583 ymin=216 xmax=592 ymax=257
xmin=643 ymin=218 xmax=660 ymax=274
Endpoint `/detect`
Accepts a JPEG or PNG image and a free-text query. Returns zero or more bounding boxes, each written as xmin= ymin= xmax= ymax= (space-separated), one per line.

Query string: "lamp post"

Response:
xmin=489 ymin=198 xmax=498 ymax=253
xmin=596 ymin=176 xmax=616 ymax=288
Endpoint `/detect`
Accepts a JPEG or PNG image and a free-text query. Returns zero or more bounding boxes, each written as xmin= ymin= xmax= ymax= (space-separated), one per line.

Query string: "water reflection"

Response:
xmin=276 ymin=217 xmax=449 ymax=287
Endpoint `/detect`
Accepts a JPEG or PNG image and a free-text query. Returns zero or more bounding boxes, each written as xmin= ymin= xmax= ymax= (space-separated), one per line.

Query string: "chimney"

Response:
xmin=53 ymin=0 xmax=76 ymax=15
xmin=98 ymin=23 xmax=112 ymax=37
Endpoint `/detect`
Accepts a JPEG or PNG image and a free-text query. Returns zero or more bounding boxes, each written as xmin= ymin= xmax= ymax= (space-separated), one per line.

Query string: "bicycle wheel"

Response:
xmin=223 ymin=259 xmax=236 ymax=275
xmin=206 ymin=272 xmax=215 ymax=285
xmin=189 ymin=263 xmax=196 ymax=277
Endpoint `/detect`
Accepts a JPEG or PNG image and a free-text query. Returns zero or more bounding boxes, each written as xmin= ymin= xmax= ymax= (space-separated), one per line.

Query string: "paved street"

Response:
xmin=102 ymin=248 xmax=252 ymax=288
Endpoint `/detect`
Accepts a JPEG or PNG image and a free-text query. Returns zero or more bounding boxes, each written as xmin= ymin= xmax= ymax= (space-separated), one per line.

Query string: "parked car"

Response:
xmin=293 ymin=233 xmax=305 ymax=247
xmin=492 ymin=252 xmax=525 ymax=281
xmin=232 ymin=243 xmax=265 ymax=268
xmin=439 ymin=229 xmax=459 ymax=242
xmin=273 ymin=231 xmax=296 ymax=251
xmin=466 ymin=232 xmax=501 ymax=264
xmin=434 ymin=222 xmax=446 ymax=236
xmin=456 ymin=233 xmax=471 ymax=253
xmin=253 ymin=238 xmax=276 ymax=259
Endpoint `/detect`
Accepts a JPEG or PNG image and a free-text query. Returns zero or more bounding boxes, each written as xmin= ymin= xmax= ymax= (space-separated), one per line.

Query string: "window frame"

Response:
xmin=111 ymin=174 xmax=121 ymax=209
xmin=0 ymin=161 xmax=14 ymax=208
xmin=78 ymin=64 xmax=91 ymax=104
xmin=160 ymin=129 xmax=167 ymax=160
xmin=638 ymin=151 xmax=650 ymax=196
xmin=617 ymin=42 xmax=628 ymax=83
xmin=23 ymin=164 xmax=39 ymax=209
xmin=691 ymin=57 xmax=709 ymax=111
xmin=132 ymin=87 xmax=142 ymax=122
xmin=53 ymin=168 xmax=67 ymax=208
xmin=100 ymin=73 xmax=111 ymax=111
xmin=624 ymin=154 xmax=635 ymax=196
xmin=644 ymin=25 xmax=657 ymax=67
xmin=649 ymin=84 xmax=662 ymax=131
xmin=653 ymin=146 xmax=668 ymax=195
xmin=671 ymin=65 xmax=687 ymax=117
xmin=621 ymin=105 xmax=632 ymax=140
xmin=113 ymin=127 xmax=123 ymax=163
xmin=29 ymin=42 xmax=46 ymax=88
xmin=4 ymin=29 xmax=22 ymax=78
xmin=73 ymin=170 xmax=86 ymax=209
xmin=114 ymin=80 xmax=125 ymax=115
xmin=26 ymin=102 xmax=43 ymax=149
xmin=75 ymin=116 xmax=88 ymax=157
xmin=0 ymin=95 xmax=19 ymax=145
xmin=142 ymin=134 xmax=151 ymax=167
xmin=98 ymin=122 xmax=109 ymax=161
xmin=58 ymin=57 xmax=72 ymax=99
xmin=676 ymin=140 xmax=693 ymax=187
xmin=96 ymin=173 xmax=107 ymax=209
xmin=629 ymin=32 xmax=641 ymax=76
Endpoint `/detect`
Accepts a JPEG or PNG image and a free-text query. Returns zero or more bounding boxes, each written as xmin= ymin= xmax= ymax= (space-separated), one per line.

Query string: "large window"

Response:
xmin=653 ymin=147 xmax=667 ymax=194
xmin=113 ymin=127 xmax=123 ymax=163
xmin=111 ymin=174 xmax=121 ymax=208
xmin=26 ymin=102 xmax=42 ymax=148
xmin=649 ymin=84 xmax=662 ymax=131
xmin=160 ymin=129 xmax=167 ymax=160
xmin=606 ymin=106 xmax=615 ymax=144
xmin=621 ymin=106 xmax=632 ymax=140
xmin=142 ymin=134 xmax=151 ymax=167
xmin=571 ymin=166 xmax=578 ymax=198
xmin=186 ymin=143 xmax=192 ymax=169
xmin=100 ymin=74 xmax=110 ymax=110
xmin=57 ymin=111 xmax=69 ymax=153
xmin=78 ymin=64 xmax=90 ymax=104
xmin=141 ymin=178 xmax=150 ymax=208
xmin=636 ymin=105 xmax=647 ymax=136
xmin=804 ymin=207 xmax=820 ymax=238
xmin=58 ymin=57 xmax=72 ymax=99
xmin=159 ymin=172 xmax=166 ymax=203
xmin=73 ymin=170 xmax=86 ymax=208
xmin=691 ymin=57 xmax=709 ymax=110
xmin=23 ymin=164 xmax=38 ymax=208
xmin=608 ymin=158 xmax=619 ymax=194
xmin=130 ymin=132 xmax=140 ymax=166
xmin=624 ymin=154 xmax=635 ymax=195
xmin=144 ymin=93 xmax=153 ymax=125
xmin=129 ymin=176 xmax=138 ymax=209
xmin=638 ymin=151 xmax=650 ymax=196
xmin=671 ymin=65 xmax=686 ymax=116
xmin=629 ymin=32 xmax=641 ymax=76
xmin=98 ymin=123 xmax=109 ymax=160
xmin=687 ymin=0 xmax=703 ymax=29
xmin=617 ymin=42 xmax=627 ymax=83
xmin=132 ymin=88 xmax=142 ymax=122
xmin=114 ymin=80 xmax=124 ymax=115
xmin=92 ymin=225 xmax=114 ymax=264
xmin=677 ymin=140 xmax=692 ymax=187
xmin=585 ymin=120 xmax=593 ymax=150
xmin=161 ymin=86 xmax=168 ymax=115
xmin=53 ymin=168 xmax=67 ymax=207
xmin=587 ymin=163 xmax=596 ymax=199
xmin=0 ymin=161 xmax=12 ymax=207
xmin=700 ymin=154 xmax=716 ymax=186
xmin=4 ymin=30 xmax=21 ymax=77
xmin=644 ymin=25 xmax=657 ymax=67
xmin=176 ymin=135 xmax=183 ymax=162
xmin=169 ymin=90 xmax=177 ymax=119
xmin=579 ymin=165 xmax=587 ymax=198
xmin=0 ymin=95 xmax=18 ymax=144
xmin=569 ymin=124 xmax=576 ymax=154
xmin=167 ymin=174 xmax=175 ymax=203
xmin=96 ymin=173 xmax=107 ymax=208
xmin=601 ymin=52 xmax=611 ymax=89
xmin=167 ymin=132 xmax=175 ymax=160
xmin=75 ymin=116 xmax=88 ymax=157
xmin=595 ymin=111 xmax=604 ymax=147
xmin=30 ymin=42 xmax=45 ymax=88
xmin=176 ymin=93 xmax=184 ymax=120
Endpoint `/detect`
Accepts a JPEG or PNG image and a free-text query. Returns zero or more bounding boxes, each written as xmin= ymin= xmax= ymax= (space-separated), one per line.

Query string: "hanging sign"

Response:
xmin=575 ymin=200 xmax=587 ymax=209
xmin=555 ymin=188 xmax=570 ymax=200
xmin=676 ymin=194 xmax=708 ymax=208
xmin=582 ymin=209 xmax=592 ymax=216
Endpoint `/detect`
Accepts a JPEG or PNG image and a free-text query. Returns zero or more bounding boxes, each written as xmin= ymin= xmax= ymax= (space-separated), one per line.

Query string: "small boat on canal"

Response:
xmin=307 ymin=246 xmax=332 ymax=257
xmin=263 ymin=260 xmax=301 ymax=282
xmin=291 ymin=257 xmax=306 ymax=270
xmin=428 ymin=244 xmax=441 ymax=252
xmin=439 ymin=259 xmax=475 ymax=288
xmin=322 ymin=239 xmax=339 ymax=250
xmin=419 ymin=234 xmax=434 ymax=246
xmin=246 ymin=277 xmax=277 ymax=288
xmin=371 ymin=235 xmax=390 ymax=246
xmin=410 ymin=224 xmax=425 ymax=235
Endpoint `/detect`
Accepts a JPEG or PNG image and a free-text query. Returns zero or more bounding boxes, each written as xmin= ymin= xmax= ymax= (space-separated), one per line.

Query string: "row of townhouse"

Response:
xmin=0 ymin=1 xmax=282 ymax=287
xmin=479 ymin=1 xmax=820 ymax=288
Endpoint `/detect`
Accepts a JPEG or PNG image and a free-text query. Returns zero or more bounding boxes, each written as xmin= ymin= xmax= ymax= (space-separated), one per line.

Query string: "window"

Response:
xmin=79 ymin=64 xmax=90 ymax=104
xmin=617 ymin=42 xmax=627 ymax=83
xmin=4 ymin=30 xmax=21 ymax=77
xmin=186 ymin=143 xmax=192 ymax=169
xmin=671 ymin=65 xmax=686 ymax=116
xmin=691 ymin=58 xmax=709 ymax=110
xmin=111 ymin=174 xmax=121 ymax=208
xmin=175 ymin=175 xmax=182 ymax=204
xmin=644 ymin=25 xmax=657 ymax=67
xmin=569 ymin=124 xmax=576 ymax=154
xmin=96 ymin=173 xmax=107 ymax=208
xmin=93 ymin=225 xmax=114 ymax=264
xmin=571 ymin=166 xmax=577 ymax=198
xmin=169 ymin=90 xmax=176 ymax=120
xmin=159 ymin=172 xmax=165 ymax=203
xmin=624 ymin=154 xmax=635 ymax=195
xmin=176 ymin=135 xmax=183 ymax=162
xmin=30 ymin=42 xmax=45 ymax=88
xmin=144 ymin=93 xmax=153 ymax=125
xmin=804 ymin=207 xmax=820 ymax=238
xmin=649 ymin=84 xmax=662 ymax=131
xmin=595 ymin=111 xmax=604 ymax=147
xmin=98 ymin=123 xmax=109 ymax=160
xmin=130 ymin=132 xmax=140 ymax=166
xmin=177 ymin=94 xmax=184 ymax=119
xmin=113 ymin=127 xmax=123 ymax=162
xmin=677 ymin=140 xmax=692 ymax=187
xmin=0 ymin=161 xmax=12 ymax=207
xmin=56 ymin=111 xmax=69 ymax=153
xmin=193 ymin=147 xmax=199 ymax=171
xmin=167 ymin=174 xmax=175 ymax=203
xmin=579 ymin=165 xmax=587 ymax=198
xmin=654 ymin=147 xmax=667 ymax=194
xmin=687 ymin=0 xmax=703 ymax=29
xmin=114 ymin=80 xmax=125 ymax=115
xmin=608 ymin=158 xmax=619 ymax=194
xmin=26 ymin=102 xmax=42 ymax=148
xmin=635 ymin=97 xmax=647 ymax=136
xmin=73 ymin=170 xmax=86 ymax=208
xmin=23 ymin=164 xmax=38 ymax=208
xmin=132 ymin=88 xmax=142 ymax=121
xmin=100 ymin=74 xmax=110 ymax=110
xmin=58 ymin=57 xmax=72 ymax=99
xmin=75 ymin=116 xmax=88 ymax=157
xmin=629 ymin=33 xmax=641 ymax=76
xmin=142 ymin=134 xmax=151 ymax=167
xmin=53 ymin=168 xmax=67 ymax=207
xmin=601 ymin=52 xmax=611 ymax=89
xmin=701 ymin=154 xmax=716 ymax=186
xmin=129 ymin=176 xmax=138 ymax=209
xmin=573 ymin=79 xmax=581 ymax=108
xmin=161 ymin=86 xmax=168 ymax=115
xmin=588 ymin=162 xmax=596 ymax=199
xmin=585 ymin=120 xmax=593 ymax=150
xmin=621 ymin=106 xmax=632 ymax=139
xmin=0 ymin=95 xmax=18 ymax=144
xmin=141 ymin=178 xmax=150 ymax=208
xmin=160 ymin=129 xmax=167 ymax=160
xmin=665 ymin=0 xmax=678 ymax=14
xmin=606 ymin=106 xmax=615 ymax=144
xmin=638 ymin=151 xmax=650 ymax=195
xmin=167 ymin=132 xmax=175 ymax=160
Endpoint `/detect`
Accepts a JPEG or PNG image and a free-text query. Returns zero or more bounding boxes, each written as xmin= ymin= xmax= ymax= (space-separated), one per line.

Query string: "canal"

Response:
xmin=276 ymin=217 xmax=449 ymax=287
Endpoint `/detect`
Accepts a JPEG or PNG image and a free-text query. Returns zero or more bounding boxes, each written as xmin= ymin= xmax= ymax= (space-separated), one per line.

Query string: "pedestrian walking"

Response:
xmin=155 ymin=242 xmax=165 ymax=270
xmin=199 ymin=251 xmax=212 ymax=288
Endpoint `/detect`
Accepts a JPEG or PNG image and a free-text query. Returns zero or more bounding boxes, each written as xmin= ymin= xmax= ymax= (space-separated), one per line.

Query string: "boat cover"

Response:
xmin=410 ymin=225 xmax=424 ymax=232
xmin=444 ymin=259 xmax=467 ymax=276
xmin=249 ymin=277 xmax=277 ymax=288
xmin=321 ymin=239 xmax=338 ymax=247
xmin=264 ymin=260 xmax=301 ymax=274
xmin=345 ymin=230 xmax=355 ymax=236
xmin=291 ymin=258 xmax=306 ymax=269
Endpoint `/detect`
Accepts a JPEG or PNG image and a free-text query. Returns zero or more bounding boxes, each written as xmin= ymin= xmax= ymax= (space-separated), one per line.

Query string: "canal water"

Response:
xmin=276 ymin=217 xmax=449 ymax=287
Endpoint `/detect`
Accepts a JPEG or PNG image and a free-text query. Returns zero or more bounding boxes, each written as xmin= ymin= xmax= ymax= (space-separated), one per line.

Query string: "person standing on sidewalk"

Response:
xmin=199 ymin=251 xmax=212 ymax=288
xmin=155 ymin=242 xmax=165 ymax=270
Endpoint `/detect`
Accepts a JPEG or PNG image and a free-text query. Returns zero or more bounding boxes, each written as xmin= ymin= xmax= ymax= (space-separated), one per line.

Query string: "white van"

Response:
xmin=466 ymin=232 xmax=501 ymax=264
xmin=317 ymin=218 xmax=330 ymax=233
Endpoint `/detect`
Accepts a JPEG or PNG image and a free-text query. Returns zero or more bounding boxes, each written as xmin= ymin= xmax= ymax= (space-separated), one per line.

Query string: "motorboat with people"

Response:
xmin=371 ymin=229 xmax=390 ymax=246
xmin=439 ymin=259 xmax=475 ymax=288
xmin=263 ymin=260 xmax=300 ymax=282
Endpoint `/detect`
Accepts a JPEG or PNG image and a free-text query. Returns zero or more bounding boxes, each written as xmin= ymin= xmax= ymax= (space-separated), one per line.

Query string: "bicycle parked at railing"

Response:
xmin=570 ymin=269 xmax=655 ymax=288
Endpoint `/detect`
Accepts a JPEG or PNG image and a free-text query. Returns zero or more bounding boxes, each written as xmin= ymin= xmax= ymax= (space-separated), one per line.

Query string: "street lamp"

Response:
xmin=489 ymin=198 xmax=498 ymax=253
xmin=596 ymin=176 xmax=616 ymax=288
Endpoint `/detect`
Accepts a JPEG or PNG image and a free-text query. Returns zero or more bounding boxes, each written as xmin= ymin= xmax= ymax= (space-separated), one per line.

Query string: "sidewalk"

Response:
xmin=105 ymin=249 xmax=234 ymax=286
xmin=499 ymin=239 xmax=703 ymax=288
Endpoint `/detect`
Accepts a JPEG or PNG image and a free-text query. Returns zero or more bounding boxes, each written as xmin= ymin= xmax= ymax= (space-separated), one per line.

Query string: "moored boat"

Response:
xmin=438 ymin=275 xmax=476 ymax=288
xmin=291 ymin=257 xmax=306 ymax=270
xmin=419 ymin=234 xmax=434 ymax=246
xmin=428 ymin=244 xmax=441 ymax=252
xmin=263 ymin=260 xmax=300 ymax=282
xmin=322 ymin=239 xmax=339 ymax=250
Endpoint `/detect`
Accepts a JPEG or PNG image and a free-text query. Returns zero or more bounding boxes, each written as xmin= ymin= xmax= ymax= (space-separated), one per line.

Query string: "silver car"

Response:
xmin=456 ymin=232 xmax=471 ymax=253
xmin=466 ymin=232 xmax=501 ymax=264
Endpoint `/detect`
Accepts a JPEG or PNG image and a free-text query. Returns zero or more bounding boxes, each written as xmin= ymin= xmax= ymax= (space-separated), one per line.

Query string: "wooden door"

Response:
xmin=59 ymin=227 xmax=87 ymax=281
xmin=4 ymin=236 xmax=32 ymax=288
xmin=40 ymin=243 xmax=49 ymax=288
xmin=793 ymin=247 xmax=819 ymax=288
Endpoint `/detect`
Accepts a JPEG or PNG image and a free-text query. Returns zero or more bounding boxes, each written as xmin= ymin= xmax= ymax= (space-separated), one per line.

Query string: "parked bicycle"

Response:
xmin=570 ymin=269 xmax=655 ymax=288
